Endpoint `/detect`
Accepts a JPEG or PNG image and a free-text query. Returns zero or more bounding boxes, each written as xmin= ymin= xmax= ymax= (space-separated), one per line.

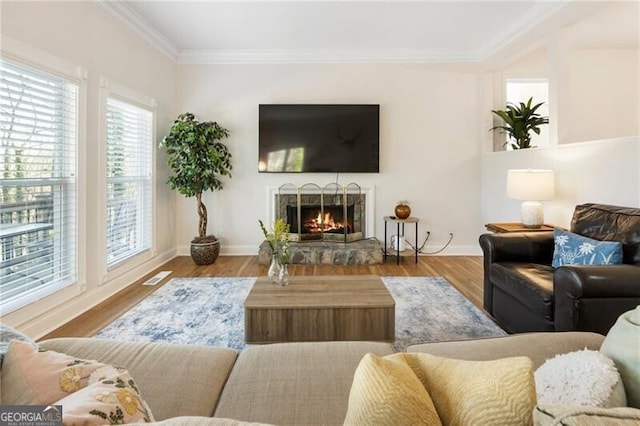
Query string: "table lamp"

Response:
xmin=506 ymin=169 xmax=555 ymax=228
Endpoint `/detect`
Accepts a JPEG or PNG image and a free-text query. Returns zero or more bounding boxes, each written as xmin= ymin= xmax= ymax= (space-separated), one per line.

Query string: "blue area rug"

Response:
xmin=96 ymin=276 xmax=505 ymax=350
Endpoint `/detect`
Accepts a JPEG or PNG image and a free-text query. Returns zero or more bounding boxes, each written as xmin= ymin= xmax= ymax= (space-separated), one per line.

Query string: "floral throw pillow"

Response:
xmin=56 ymin=371 xmax=154 ymax=424
xmin=1 ymin=340 xmax=154 ymax=423
xmin=552 ymin=228 xmax=623 ymax=268
xmin=1 ymin=340 xmax=108 ymax=405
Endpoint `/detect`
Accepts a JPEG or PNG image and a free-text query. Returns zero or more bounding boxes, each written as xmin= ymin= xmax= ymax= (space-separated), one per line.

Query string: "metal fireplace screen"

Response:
xmin=277 ymin=183 xmax=364 ymax=243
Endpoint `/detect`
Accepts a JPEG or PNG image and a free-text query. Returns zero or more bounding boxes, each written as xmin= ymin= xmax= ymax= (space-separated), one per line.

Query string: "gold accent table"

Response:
xmin=244 ymin=275 xmax=395 ymax=343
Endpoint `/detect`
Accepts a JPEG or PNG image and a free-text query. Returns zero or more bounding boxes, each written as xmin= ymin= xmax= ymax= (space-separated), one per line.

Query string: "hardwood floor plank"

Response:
xmin=40 ymin=255 xmax=484 ymax=341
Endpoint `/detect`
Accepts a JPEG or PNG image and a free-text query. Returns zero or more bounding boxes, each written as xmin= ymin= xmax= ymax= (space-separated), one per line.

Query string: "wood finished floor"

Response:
xmin=41 ymin=255 xmax=484 ymax=341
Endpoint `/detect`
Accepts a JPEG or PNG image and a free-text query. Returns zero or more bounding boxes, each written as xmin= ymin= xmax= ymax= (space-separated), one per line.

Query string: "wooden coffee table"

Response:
xmin=244 ymin=275 xmax=395 ymax=343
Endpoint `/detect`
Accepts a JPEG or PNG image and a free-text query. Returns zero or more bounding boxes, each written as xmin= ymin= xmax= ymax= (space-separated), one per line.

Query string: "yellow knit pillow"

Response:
xmin=343 ymin=353 xmax=442 ymax=426
xmin=398 ymin=352 xmax=537 ymax=426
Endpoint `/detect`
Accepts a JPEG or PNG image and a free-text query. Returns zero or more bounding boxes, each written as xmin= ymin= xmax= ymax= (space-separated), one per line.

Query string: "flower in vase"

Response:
xmin=259 ymin=218 xmax=291 ymax=264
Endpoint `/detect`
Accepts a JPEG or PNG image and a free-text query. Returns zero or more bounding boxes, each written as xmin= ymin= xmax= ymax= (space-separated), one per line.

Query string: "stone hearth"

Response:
xmin=258 ymin=239 xmax=383 ymax=265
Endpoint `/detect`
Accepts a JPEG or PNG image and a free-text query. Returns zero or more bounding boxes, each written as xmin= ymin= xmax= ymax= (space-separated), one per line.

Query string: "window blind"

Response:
xmin=0 ymin=58 xmax=78 ymax=313
xmin=105 ymin=97 xmax=152 ymax=268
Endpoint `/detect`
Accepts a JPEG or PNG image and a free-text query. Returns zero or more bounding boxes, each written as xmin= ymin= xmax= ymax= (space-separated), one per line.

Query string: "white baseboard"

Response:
xmin=176 ymin=244 xmax=257 ymax=256
xmin=178 ymin=244 xmax=482 ymax=257
xmin=421 ymin=244 xmax=482 ymax=256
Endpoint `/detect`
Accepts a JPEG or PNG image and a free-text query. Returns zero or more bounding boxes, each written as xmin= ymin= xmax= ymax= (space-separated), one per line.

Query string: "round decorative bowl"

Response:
xmin=394 ymin=204 xmax=411 ymax=219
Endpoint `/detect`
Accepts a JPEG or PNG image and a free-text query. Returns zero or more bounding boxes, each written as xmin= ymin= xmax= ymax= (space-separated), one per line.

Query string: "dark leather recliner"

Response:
xmin=479 ymin=203 xmax=640 ymax=335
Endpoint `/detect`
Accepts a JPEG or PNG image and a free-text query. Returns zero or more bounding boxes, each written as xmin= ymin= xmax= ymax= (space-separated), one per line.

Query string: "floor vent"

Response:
xmin=143 ymin=271 xmax=172 ymax=286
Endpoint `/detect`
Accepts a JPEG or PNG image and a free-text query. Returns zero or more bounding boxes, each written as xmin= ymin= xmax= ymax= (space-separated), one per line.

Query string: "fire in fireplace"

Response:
xmin=287 ymin=205 xmax=355 ymax=235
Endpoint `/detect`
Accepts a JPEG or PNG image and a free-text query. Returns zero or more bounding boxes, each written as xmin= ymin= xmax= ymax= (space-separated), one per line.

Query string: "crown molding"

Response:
xmin=477 ymin=1 xmax=568 ymax=61
xmin=93 ymin=0 xmax=178 ymax=61
xmin=177 ymin=48 xmax=478 ymax=64
xmin=93 ymin=0 xmax=570 ymax=65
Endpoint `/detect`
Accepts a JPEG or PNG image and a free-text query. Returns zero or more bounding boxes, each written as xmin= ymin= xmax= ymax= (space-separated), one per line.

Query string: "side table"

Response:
xmin=383 ymin=216 xmax=419 ymax=265
xmin=485 ymin=223 xmax=555 ymax=233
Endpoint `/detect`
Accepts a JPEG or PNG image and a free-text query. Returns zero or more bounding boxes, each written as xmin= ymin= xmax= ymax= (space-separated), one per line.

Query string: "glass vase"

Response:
xmin=277 ymin=263 xmax=290 ymax=286
xmin=268 ymin=253 xmax=280 ymax=284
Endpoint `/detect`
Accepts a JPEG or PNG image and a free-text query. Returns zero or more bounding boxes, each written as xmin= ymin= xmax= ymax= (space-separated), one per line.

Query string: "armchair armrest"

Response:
xmin=555 ymin=264 xmax=640 ymax=298
xmin=479 ymin=232 xmax=554 ymax=264
xmin=554 ymin=264 xmax=640 ymax=333
xmin=479 ymin=232 xmax=554 ymax=313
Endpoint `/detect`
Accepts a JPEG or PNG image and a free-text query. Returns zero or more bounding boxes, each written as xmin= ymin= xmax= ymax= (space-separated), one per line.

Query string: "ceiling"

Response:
xmin=99 ymin=1 xmax=639 ymax=64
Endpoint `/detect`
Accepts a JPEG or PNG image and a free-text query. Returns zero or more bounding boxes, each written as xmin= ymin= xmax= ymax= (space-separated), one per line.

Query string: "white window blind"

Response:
xmin=0 ymin=58 xmax=78 ymax=313
xmin=105 ymin=97 xmax=152 ymax=268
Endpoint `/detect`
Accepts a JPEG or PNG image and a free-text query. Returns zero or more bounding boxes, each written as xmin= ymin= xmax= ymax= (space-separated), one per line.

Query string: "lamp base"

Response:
xmin=521 ymin=201 xmax=544 ymax=228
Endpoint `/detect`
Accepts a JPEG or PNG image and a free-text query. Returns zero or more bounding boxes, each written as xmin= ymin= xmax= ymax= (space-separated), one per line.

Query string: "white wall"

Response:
xmin=565 ymin=48 xmax=639 ymax=143
xmin=1 ymin=1 xmax=177 ymax=338
xmin=176 ymin=63 xmax=484 ymax=256
xmin=481 ymin=137 xmax=640 ymax=228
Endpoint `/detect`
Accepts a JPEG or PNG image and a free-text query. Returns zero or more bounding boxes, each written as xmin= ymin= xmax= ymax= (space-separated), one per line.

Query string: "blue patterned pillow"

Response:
xmin=552 ymin=229 xmax=623 ymax=268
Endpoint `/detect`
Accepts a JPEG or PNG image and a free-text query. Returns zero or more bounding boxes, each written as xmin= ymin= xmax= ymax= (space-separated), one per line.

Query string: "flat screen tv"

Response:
xmin=258 ymin=104 xmax=379 ymax=173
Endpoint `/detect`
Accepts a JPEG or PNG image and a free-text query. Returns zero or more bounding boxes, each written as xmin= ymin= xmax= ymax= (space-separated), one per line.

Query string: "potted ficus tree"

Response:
xmin=161 ymin=112 xmax=232 ymax=265
xmin=490 ymin=97 xmax=549 ymax=150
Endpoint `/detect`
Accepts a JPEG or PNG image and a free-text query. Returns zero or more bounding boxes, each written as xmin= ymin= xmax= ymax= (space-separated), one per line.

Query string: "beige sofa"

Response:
xmin=36 ymin=332 xmax=608 ymax=425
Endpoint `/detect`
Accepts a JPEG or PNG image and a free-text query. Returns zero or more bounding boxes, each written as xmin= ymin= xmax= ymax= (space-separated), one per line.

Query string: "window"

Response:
xmin=505 ymin=78 xmax=549 ymax=148
xmin=0 ymin=58 xmax=78 ymax=313
xmin=105 ymin=96 xmax=153 ymax=268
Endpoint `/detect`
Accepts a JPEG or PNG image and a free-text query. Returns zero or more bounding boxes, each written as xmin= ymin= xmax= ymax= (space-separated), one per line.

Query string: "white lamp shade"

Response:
xmin=506 ymin=169 xmax=555 ymax=201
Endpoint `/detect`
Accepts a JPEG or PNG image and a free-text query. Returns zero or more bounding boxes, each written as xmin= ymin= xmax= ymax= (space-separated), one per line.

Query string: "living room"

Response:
xmin=2 ymin=1 xmax=640 ymax=424
xmin=1 ymin=0 xmax=638 ymax=344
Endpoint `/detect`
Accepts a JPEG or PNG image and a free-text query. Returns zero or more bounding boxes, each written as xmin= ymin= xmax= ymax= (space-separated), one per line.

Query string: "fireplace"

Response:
xmin=260 ymin=183 xmax=379 ymax=264
xmin=275 ymin=183 xmax=366 ymax=242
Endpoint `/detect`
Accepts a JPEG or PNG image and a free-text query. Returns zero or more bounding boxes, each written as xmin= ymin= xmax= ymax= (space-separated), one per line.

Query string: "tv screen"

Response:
xmin=258 ymin=104 xmax=379 ymax=173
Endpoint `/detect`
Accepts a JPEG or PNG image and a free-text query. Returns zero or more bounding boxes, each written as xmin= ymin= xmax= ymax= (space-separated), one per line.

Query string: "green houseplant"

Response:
xmin=490 ymin=97 xmax=549 ymax=150
xmin=161 ymin=112 xmax=232 ymax=265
